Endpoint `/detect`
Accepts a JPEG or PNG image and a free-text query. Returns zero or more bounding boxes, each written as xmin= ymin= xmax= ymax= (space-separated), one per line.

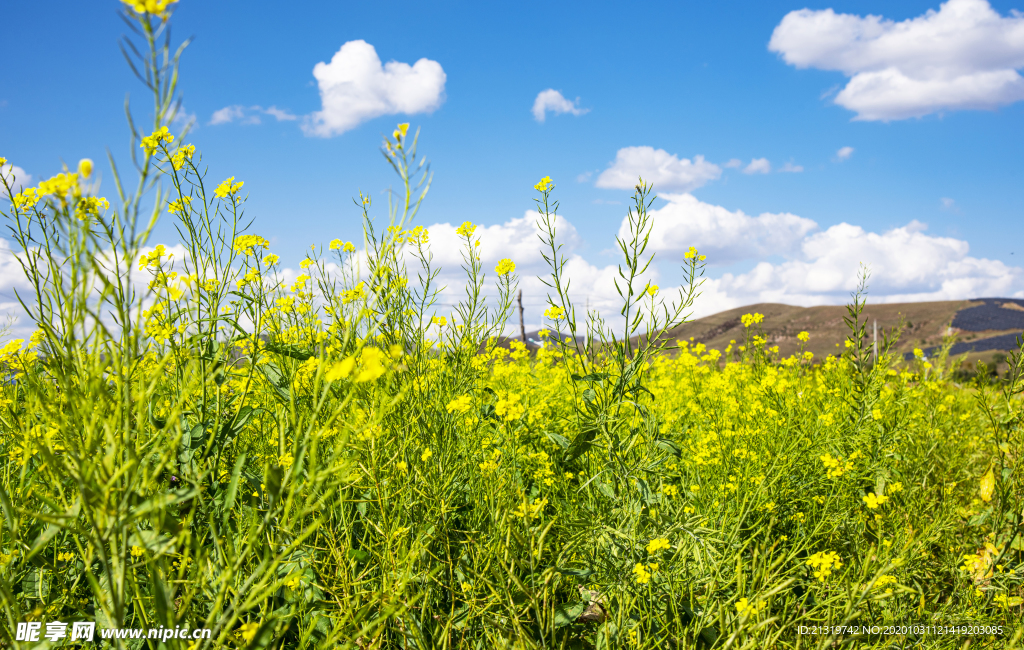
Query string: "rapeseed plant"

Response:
xmin=0 ymin=3 xmax=1022 ymax=649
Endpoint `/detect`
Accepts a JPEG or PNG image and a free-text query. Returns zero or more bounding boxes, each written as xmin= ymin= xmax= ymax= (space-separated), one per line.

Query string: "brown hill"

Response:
xmin=661 ymin=300 xmax=990 ymax=361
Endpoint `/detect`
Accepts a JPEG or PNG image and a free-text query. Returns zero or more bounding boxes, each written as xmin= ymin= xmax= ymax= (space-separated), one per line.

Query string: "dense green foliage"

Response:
xmin=0 ymin=3 xmax=1021 ymax=648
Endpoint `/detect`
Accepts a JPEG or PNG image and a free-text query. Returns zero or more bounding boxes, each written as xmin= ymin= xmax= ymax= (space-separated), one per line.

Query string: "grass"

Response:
xmin=0 ymin=3 xmax=1022 ymax=648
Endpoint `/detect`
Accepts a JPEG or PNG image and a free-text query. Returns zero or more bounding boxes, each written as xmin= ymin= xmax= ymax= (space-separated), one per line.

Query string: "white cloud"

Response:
xmin=836 ymin=146 xmax=855 ymax=161
xmin=723 ymin=158 xmax=743 ymax=168
xmin=627 ymin=193 xmax=818 ymax=265
xmin=743 ymin=158 xmax=771 ymax=174
xmin=1 ymin=164 xmax=32 ymax=195
xmin=532 ymin=89 xmax=589 ymax=122
xmin=303 ymin=40 xmax=446 ymax=137
xmin=691 ymin=220 xmax=1024 ymax=316
xmin=595 ymin=147 xmax=722 ymax=191
xmin=264 ymin=106 xmax=298 ymax=122
xmin=210 ymin=105 xmax=298 ymax=126
xmin=941 ymin=197 xmax=960 ymax=212
xmin=412 ymin=202 xmax=1024 ymax=332
xmin=769 ymin=0 xmax=1024 ymax=120
xmin=210 ymin=105 xmax=247 ymax=125
xmin=779 ymin=162 xmax=804 ymax=173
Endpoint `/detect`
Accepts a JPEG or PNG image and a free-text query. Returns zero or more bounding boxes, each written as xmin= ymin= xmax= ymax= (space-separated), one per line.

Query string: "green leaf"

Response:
xmin=544 ymin=431 xmax=570 ymax=449
xmin=655 ymin=439 xmax=681 ymax=457
xmin=636 ymin=478 xmax=652 ymax=506
xmin=265 ymin=341 xmax=313 ymax=361
xmin=221 ymin=453 xmax=246 ymax=525
xmin=555 ymin=567 xmax=594 ymax=578
xmin=348 ymin=548 xmax=370 ymax=563
xmin=564 ymin=426 xmax=598 ymax=463
xmin=553 ymin=600 xmax=587 ymax=628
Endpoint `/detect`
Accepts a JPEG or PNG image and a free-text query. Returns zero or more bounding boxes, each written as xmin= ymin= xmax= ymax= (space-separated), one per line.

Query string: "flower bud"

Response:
xmin=78 ymin=158 xmax=94 ymax=179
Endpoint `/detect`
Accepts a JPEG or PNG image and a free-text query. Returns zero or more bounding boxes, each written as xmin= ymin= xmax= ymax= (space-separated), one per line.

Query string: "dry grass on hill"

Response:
xmin=660 ymin=300 xmax=981 ymax=360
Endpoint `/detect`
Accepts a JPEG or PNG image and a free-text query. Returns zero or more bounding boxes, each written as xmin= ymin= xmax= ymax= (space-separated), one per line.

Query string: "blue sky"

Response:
xmin=3 ymin=0 xmax=1024 ymax=327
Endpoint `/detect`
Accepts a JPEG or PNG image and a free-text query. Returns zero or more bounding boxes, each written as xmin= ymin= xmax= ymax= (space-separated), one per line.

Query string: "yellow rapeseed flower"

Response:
xmin=544 ymin=305 xmax=565 ymax=320
xmin=140 ymin=126 xmax=174 ymax=155
xmin=494 ymin=259 xmax=516 ymax=276
xmin=121 ymin=0 xmax=180 ymax=18
xmin=168 ymin=196 xmax=191 ymax=214
xmin=455 ymin=221 xmax=477 ymax=237
xmin=215 ymin=176 xmax=244 ymax=199
xmin=741 ymin=313 xmax=764 ymax=328
xmin=534 ymin=176 xmax=553 ymax=192
xmin=806 ymin=551 xmax=842 ymax=581
xmin=78 ymin=158 xmax=93 ymax=179
xmin=862 ymin=493 xmax=889 ymax=509
xmin=232 ymin=235 xmax=269 ymax=256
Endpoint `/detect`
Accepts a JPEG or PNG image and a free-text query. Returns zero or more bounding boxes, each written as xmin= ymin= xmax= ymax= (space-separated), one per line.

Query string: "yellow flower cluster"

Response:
xmin=741 ymin=312 xmax=764 ymax=328
xmin=819 ymin=451 xmax=860 ymax=479
xmin=138 ymin=245 xmax=171 ymax=270
xmin=683 ymin=246 xmax=706 ymax=261
xmin=735 ymin=597 xmax=765 ymax=615
xmin=342 ymin=282 xmax=366 ymax=305
xmin=168 ymin=196 xmax=191 ymax=214
xmin=141 ymin=126 xmax=174 ymax=155
xmin=646 ymin=538 xmax=671 ymax=554
xmin=544 ymin=305 xmax=565 ymax=320
xmin=806 ymin=551 xmax=842 ymax=581
xmin=513 ymin=497 xmax=548 ymax=520
xmin=324 ymin=347 xmax=389 ymax=384
xmin=233 ymin=235 xmax=269 ymax=256
xmin=862 ymin=492 xmax=889 ymax=509
xmin=534 ymin=176 xmax=553 ymax=192
xmin=121 ymin=0 xmax=180 ymax=18
xmin=632 ymin=562 xmax=658 ymax=584
xmin=170 ymin=144 xmax=195 ymax=171
xmin=446 ymin=395 xmax=473 ymax=415
xmin=329 ymin=239 xmax=358 ymax=253
xmin=215 ymin=176 xmax=244 ymax=199
xmin=494 ymin=258 xmax=516 ymax=276
xmin=455 ymin=221 xmax=477 ymax=238
xmin=385 ymin=225 xmax=429 ymax=245
xmin=75 ymin=196 xmax=110 ymax=220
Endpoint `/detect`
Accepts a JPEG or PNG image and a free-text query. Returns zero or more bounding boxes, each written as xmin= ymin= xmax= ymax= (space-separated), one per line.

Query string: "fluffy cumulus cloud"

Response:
xmin=303 ymin=40 xmax=446 ymax=137
xmin=630 ymin=193 xmax=818 ymax=265
xmin=0 ymin=241 xmax=199 ymax=338
xmin=769 ymin=0 xmax=1024 ymax=120
xmin=407 ymin=198 xmax=1024 ymax=331
xmin=595 ymin=147 xmax=721 ymax=191
xmin=692 ymin=220 xmax=1024 ymax=316
xmin=210 ymin=105 xmax=297 ymax=126
xmin=1 ymin=163 xmax=32 ymax=195
xmin=743 ymin=158 xmax=772 ymax=174
xmin=532 ymin=89 xmax=589 ymax=122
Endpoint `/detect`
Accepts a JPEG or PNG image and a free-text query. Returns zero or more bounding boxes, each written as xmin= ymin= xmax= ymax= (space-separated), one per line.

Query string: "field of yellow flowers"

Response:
xmin=0 ymin=2 xmax=1022 ymax=649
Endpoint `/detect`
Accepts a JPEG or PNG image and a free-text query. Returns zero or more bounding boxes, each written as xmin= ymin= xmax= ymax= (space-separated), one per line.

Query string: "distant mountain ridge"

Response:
xmin=659 ymin=298 xmax=1024 ymax=363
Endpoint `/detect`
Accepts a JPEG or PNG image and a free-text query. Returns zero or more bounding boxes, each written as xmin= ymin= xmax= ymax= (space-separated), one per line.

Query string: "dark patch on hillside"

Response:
xmin=951 ymin=298 xmax=1024 ymax=332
